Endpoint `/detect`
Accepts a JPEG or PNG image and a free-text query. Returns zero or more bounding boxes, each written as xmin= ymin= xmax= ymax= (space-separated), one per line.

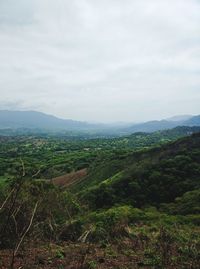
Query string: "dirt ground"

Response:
xmin=0 ymin=242 xmax=142 ymax=269
xmin=52 ymin=169 xmax=87 ymax=188
xmin=0 ymin=239 xmax=195 ymax=269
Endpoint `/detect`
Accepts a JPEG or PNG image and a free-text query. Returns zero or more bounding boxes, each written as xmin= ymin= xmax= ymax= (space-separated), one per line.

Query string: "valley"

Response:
xmin=0 ymin=125 xmax=200 ymax=268
xmin=1 ymin=0 xmax=199 ymax=267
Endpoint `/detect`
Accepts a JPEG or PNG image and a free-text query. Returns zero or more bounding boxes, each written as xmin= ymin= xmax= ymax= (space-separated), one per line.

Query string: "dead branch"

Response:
xmin=0 ymin=188 xmax=15 ymax=212
xmin=12 ymin=214 xmax=18 ymax=237
xmin=14 ymin=200 xmax=39 ymax=256
xmin=10 ymin=201 xmax=39 ymax=269
xmin=20 ymin=158 xmax=26 ymax=177
xmin=32 ymin=169 xmax=41 ymax=178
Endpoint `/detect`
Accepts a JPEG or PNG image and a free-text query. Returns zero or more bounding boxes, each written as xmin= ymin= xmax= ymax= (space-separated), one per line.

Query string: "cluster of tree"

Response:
xmin=2 ymin=126 xmax=199 ymax=181
xmin=79 ymin=133 xmax=200 ymax=212
xmin=0 ymin=162 xmax=82 ymax=267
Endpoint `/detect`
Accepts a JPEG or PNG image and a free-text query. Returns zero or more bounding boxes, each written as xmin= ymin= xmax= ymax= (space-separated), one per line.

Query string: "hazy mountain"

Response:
xmin=123 ymin=120 xmax=178 ymax=133
xmin=166 ymin=115 xmax=193 ymax=122
xmin=0 ymin=110 xmax=92 ymax=130
xmin=0 ymin=110 xmax=200 ymax=134
xmin=124 ymin=115 xmax=200 ymax=133
xmin=184 ymin=115 xmax=200 ymax=126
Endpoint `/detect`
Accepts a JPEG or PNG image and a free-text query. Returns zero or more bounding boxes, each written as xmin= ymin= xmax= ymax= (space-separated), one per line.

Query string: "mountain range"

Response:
xmin=0 ymin=110 xmax=92 ymax=130
xmin=124 ymin=115 xmax=200 ymax=133
xmin=0 ymin=110 xmax=200 ymax=134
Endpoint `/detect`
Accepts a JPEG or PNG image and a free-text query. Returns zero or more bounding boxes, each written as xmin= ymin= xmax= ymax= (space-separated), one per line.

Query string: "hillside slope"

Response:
xmin=76 ymin=132 xmax=200 ymax=209
xmin=0 ymin=132 xmax=200 ymax=268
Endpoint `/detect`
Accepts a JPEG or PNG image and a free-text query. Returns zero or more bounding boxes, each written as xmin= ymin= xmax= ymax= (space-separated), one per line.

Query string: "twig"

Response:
xmin=20 ymin=158 xmax=26 ymax=177
xmin=32 ymin=169 xmax=41 ymax=178
xmin=14 ymin=201 xmax=39 ymax=256
xmin=0 ymin=188 xmax=15 ymax=212
xmin=10 ymin=201 xmax=39 ymax=269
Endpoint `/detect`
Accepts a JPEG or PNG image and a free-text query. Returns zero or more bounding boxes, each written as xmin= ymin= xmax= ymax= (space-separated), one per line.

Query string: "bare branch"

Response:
xmin=20 ymin=158 xmax=25 ymax=177
xmin=0 ymin=188 xmax=15 ymax=212
xmin=32 ymin=169 xmax=41 ymax=178
xmin=12 ymin=214 xmax=18 ymax=237
xmin=14 ymin=200 xmax=39 ymax=256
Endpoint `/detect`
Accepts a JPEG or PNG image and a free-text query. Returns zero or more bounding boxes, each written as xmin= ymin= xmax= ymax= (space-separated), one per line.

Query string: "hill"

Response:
xmin=184 ymin=115 xmax=200 ymax=126
xmin=0 ymin=110 xmax=93 ymax=130
xmin=0 ymin=110 xmax=200 ymax=135
xmin=166 ymin=114 xmax=192 ymax=122
xmin=76 ymin=132 xmax=200 ymax=209
xmin=123 ymin=115 xmax=200 ymax=133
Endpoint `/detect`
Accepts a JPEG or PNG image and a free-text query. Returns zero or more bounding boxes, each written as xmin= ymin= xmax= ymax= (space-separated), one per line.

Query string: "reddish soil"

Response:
xmin=52 ymin=169 xmax=87 ymax=188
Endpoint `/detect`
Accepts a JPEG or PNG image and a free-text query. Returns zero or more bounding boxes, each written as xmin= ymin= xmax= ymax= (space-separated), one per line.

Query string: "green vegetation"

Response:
xmin=1 ymin=126 xmax=199 ymax=180
xmin=79 ymin=133 xmax=200 ymax=210
xmin=0 ymin=127 xmax=200 ymax=268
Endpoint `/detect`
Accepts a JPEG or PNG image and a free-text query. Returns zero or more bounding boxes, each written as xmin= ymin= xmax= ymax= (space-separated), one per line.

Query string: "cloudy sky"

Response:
xmin=0 ymin=0 xmax=199 ymax=122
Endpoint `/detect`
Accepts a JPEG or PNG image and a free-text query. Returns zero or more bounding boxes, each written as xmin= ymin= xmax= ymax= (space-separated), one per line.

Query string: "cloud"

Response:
xmin=0 ymin=0 xmax=199 ymax=122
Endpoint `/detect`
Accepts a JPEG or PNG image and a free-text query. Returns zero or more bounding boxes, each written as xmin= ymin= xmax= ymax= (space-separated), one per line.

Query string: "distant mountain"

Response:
xmin=166 ymin=115 xmax=193 ymax=122
xmin=123 ymin=115 xmax=200 ymax=133
xmin=0 ymin=110 xmax=92 ymax=130
xmin=184 ymin=115 xmax=200 ymax=126
xmin=0 ymin=110 xmax=200 ymax=134
xmin=0 ymin=110 xmax=134 ymax=135
xmin=123 ymin=120 xmax=178 ymax=133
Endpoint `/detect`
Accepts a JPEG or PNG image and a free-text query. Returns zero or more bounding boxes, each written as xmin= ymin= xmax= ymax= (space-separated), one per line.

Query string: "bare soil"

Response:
xmin=0 ymin=242 xmax=139 ymax=269
xmin=52 ymin=169 xmax=87 ymax=188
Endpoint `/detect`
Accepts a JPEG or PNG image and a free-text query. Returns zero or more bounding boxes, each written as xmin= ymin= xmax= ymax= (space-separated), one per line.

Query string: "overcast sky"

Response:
xmin=0 ymin=0 xmax=199 ymax=122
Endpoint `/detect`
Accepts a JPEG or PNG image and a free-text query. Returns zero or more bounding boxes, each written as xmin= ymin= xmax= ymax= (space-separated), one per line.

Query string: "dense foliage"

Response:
xmin=79 ymin=133 xmax=200 ymax=210
xmin=0 ymin=128 xmax=200 ymax=268
xmin=1 ymin=126 xmax=199 ymax=180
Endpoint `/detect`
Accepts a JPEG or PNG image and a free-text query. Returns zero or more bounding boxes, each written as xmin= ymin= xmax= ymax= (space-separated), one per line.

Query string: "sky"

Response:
xmin=0 ymin=0 xmax=199 ymax=123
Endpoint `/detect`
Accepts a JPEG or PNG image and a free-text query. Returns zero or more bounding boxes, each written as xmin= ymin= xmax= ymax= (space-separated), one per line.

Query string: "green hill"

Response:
xmin=76 ymin=132 xmax=200 ymax=211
